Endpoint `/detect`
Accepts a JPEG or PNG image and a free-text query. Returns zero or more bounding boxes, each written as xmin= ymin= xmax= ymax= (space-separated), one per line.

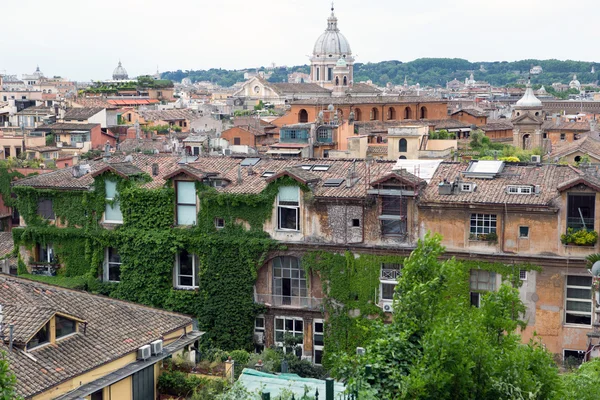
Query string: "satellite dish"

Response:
xmin=591 ymin=261 xmax=600 ymax=277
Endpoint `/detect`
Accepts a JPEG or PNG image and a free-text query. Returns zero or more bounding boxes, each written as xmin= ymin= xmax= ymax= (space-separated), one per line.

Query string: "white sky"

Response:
xmin=1 ymin=0 xmax=597 ymax=81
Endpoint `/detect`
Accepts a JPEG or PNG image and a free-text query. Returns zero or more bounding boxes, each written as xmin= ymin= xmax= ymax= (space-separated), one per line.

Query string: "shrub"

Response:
xmin=561 ymin=228 xmax=598 ymax=246
xmin=229 ymin=349 xmax=250 ymax=365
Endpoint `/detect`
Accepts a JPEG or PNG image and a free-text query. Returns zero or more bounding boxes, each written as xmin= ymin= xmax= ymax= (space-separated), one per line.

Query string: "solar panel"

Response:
xmin=312 ymin=165 xmax=331 ymax=171
xmin=241 ymin=158 xmax=261 ymax=167
xmin=323 ymin=178 xmax=345 ymax=187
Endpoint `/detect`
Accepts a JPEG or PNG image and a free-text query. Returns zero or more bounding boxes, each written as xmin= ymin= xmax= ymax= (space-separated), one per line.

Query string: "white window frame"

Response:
xmin=39 ymin=243 xmax=54 ymax=263
xmin=470 ymin=214 xmax=497 ymax=236
xmin=565 ymin=275 xmax=593 ymax=326
xmin=274 ymin=316 xmax=304 ymax=356
xmin=313 ymin=319 xmax=324 ymax=365
xmin=176 ymin=181 xmax=197 ymax=226
xmin=174 ymin=251 xmax=198 ymax=289
xmin=104 ymin=179 xmax=123 ymax=224
xmin=214 ymin=217 xmax=225 ymax=229
xmin=254 ymin=315 xmax=265 ymax=352
xmin=103 ymin=247 xmax=122 ymax=282
xmin=519 ymin=270 xmax=528 ymax=280
xmin=507 ymin=185 xmax=533 ymax=194
xmin=379 ymin=263 xmax=402 ymax=303
xmin=277 ymin=186 xmax=300 ymax=231
xmin=470 ymin=269 xmax=496 ymax=308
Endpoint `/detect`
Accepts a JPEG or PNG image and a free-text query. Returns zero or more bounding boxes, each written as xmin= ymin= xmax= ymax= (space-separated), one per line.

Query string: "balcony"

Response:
xmin=381 ymin=268 xmax=401 ymax=281
xmin=567 ymin=217 xmax=595 ymax=232
xmin=254 ymin=292 xmax=323 ymax=310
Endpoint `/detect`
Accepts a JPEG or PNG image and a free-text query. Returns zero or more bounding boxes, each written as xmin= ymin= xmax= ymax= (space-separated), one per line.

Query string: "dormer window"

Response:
xmin=56 ymin=315 xmax=76 ymax=339
xmin=507 ymin=185 xmax=532 ymax=194
xmin=27 ymin=322 xmax=50 ymax=350
xmin=460 ymin=183 xmax=475 ymax=192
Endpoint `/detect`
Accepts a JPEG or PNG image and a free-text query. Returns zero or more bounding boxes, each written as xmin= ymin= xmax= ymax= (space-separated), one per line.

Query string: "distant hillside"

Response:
xmin=162 ymin=59 xmax=599 ymax=88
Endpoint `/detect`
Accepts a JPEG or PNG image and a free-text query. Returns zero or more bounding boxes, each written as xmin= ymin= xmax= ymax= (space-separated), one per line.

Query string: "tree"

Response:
xmin=331 ymin=234 xmax=561 ymax=400
xmin=0 ymin=351 xmax=19 ymax=400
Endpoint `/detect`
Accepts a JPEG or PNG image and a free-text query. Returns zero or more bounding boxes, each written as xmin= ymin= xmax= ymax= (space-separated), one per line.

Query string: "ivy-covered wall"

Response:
xmin=11 ymin=172 xmax=278 ymax=350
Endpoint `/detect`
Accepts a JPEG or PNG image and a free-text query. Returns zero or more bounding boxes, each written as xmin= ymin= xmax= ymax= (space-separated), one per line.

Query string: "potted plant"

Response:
xmin=561 ymin=228 xmax=598 ymax=246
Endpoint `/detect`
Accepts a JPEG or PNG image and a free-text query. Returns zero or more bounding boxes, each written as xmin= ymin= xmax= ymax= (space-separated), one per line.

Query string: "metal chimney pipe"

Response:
xmin=9 ymin=324 xmax=14 ymax=352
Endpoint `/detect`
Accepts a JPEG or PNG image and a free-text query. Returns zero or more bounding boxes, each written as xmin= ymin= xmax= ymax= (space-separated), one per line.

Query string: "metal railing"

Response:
xmin=380 ymin=269 xmax=401 ymax=280
xmin=254 ymin=292 xmax=323 ymax=310
xmin=567 ymin=217 xmax=595 ymax=232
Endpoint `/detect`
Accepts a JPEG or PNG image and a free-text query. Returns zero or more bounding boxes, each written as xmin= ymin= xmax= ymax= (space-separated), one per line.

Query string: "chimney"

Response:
xmin=152 ymin=163 xmax=159 ymax=176
xmin=247 ymin=166 xmax=254 ymax=176
xmin=237 ymin=165 xmax=243 ymax=184
xmin=72 ymin=165 xmax=81 ymax=178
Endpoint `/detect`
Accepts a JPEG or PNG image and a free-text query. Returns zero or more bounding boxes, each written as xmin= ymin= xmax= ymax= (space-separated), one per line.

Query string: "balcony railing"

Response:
xmin=254 ymin=292 xmax=323 ymax=310
xmin=380 ymin=269 xmax=401 ymax=281
xmin=567 ymin=217 xmax=595 ymax=232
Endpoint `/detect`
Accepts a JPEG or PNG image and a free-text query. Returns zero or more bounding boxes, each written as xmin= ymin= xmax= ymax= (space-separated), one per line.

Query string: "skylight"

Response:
xmin=313 ymin=165 xmax=331 ymax=171
xmin=463 ymin=160 xmax=504 ymax=179
xmin=323 ymin=178 xmax=345 ymax=187
xmin=300 ymin=165 xmax=314 ymax=170
xmin=261 ymin=171 xmax=276 ymax=178
xmin=240 ymin=158 xmax=261 ymax=167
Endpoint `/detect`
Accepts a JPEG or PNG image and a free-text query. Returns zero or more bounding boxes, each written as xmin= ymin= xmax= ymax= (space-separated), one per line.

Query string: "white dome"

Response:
xmin=516 ymin=81 xmax=542 ymax=108
xmin=112 ymin=61 xmax=129 ymax=80
xmin=313 ymin=9 xmax=351 ymax=57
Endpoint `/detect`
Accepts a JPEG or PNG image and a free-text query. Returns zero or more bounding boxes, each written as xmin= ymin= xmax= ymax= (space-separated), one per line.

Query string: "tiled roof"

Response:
xmin=63 ymin=107 xmax=104 ymax=121
xmin=15 ymin=106 xmax=54 ymax=116
xmin=107 ymin=99 xmax=160 ymax=106
xmin=542 ymin=120 xmax=590 ymax=131
xmin=28 ymin=146 xmax=60 ymax=152
xmin=0 ymin=275 xmax=192 ymax=398
xmin=345 ymin=83 xmax=382 ymax=94
xmin=549 ymin=135 xmax=600 ymax=160
xmin=71 ymin=98 xmax=116 ymax=109
xmin=12 ymin=154 xmax=404 ymax=199
xmin=139 ymin=109 xmax=196 ymax=122
xmin=292 ymin=95 xmax=445 ymax=105
xmin=91 ymin=162 xmax=146 ymax=178
xmin=36 ymin=123 xmax=99 ymax=131
xmin=480 ymin=120 xmax=514 ymax=131
xmin=451 ymin=107 xmax=487 ymax=117
xmin=420 ymin=162 xmax=582 ymax=207
xmin=0 ymin=232 xmax=14 ymax=258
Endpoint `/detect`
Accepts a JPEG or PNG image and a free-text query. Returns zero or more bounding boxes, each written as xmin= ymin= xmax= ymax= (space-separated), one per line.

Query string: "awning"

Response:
xmin=266 ymin=149 xmax=302 ymax=155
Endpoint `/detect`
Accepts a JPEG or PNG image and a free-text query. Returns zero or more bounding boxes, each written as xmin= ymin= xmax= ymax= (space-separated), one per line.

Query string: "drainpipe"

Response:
xmin=9 ymin=324 xmax=14 ymax=352
xmin=502 ymin=202 xmax=508 ymax=253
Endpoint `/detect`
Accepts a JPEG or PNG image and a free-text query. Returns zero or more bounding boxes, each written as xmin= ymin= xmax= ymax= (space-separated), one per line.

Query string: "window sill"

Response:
xmin=275 ymin=229 xmax=301 ymax=233
xmin=103 ymin=220 xmax=123 ymax=225
xmin=563 ymin=323 xmax=592 ymax=329
xmin=174 ymin=286 xmax=198 ymax=291
xmin=56 ymin=332 xmax=78 ymax=342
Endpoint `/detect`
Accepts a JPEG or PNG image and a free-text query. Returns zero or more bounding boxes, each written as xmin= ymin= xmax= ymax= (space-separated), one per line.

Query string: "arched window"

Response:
xmin=399 ymin=138 xmax=408 ymax=152
xmin=420 ymin=106 xmax=427 ymax=119
xmin=370 ymin=107 xmax=379 ymax=121
xmin=388 ymin=107 xmax=396 ymax=120
xmin=404 ymin=107 xmax=412 ymax=119
xmin=343 ymin=76 xmax=347 ymax=86
xmin=335 ymin=76 xmax=339 ymax=86
xmin=298 ymin=109 xmax=308 ymax=123
xmin=272 ymin=256 xmax=307 ymax=306
xmin=354 ymin=108 xmax=362 ymax=121
xmin=399 ymin=156 xmax=407 ymax=159
xmin=316 ymin=67 xmax=320 ymax=81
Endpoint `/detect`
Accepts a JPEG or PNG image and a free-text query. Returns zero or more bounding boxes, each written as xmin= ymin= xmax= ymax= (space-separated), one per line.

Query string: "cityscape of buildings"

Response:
xmin=2 ymin=4 xmax=600 ymax=400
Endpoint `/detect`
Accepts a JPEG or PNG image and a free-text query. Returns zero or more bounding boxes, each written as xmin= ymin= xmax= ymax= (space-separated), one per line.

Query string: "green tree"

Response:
xmin=0 ymin=351 xmax=19 ymax=400
xmin=332 ymin=234 xmax=561 ymax=400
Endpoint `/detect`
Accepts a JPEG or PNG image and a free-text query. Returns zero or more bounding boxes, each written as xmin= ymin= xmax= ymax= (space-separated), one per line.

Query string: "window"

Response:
xmin=399 ymin=138 xmax=407 ymax=153
xmin=470 ymin=214 xmax=497 ymax=238
xmin=461 ymin=183 xmax=474 ymax=192
xmin=298 ymin=109 xmax=308 ymax=123
xmin=316 ymin=67 xmax=320 ymax=81
xmin=470 ymin=269 xmax=496 ymax=307
xmin=317 ymin=127 xmax=331 ymax=142
xmin=519 ymin=226 xmax=529 ymax=238
xmin=104 ymin=247 xmax=122 ymax=282
xmin=4 ymin=147 xmax=10 ymax=159
xmin=38 ymin=243 xmax=54 ymax=263
xmin=214 ymin=217 xmax=225 ymax=229
xmin=273 ymin=256 xmax=307 ymax=306
xmin=507 ymin=185 xmax=532 ymax=194
xmin=563 ymin=350 xmax=585 ymax=366
xmin=565 ymin=275 xmax=592 ymax=325
xmin=55 ymin=315 xmax=76 ymax=339
xmin=27 ymin=322 xmax=49 ymax=349
xmin=380 ymin=196 xmax=407 ymax=236
xmin=175 ymin=250 xmax=198 ymax=289
xmin=327 ymin=67 xmax=333 ymax=81
xmin=352 ymin=219 xmax=360 ymax=227
xmin=104 ymin=180 xmax=123 ymax=223
xmin=176 ymin=181 xmax=197 ymax=225
xmin=313 ymin=319 xmax=324 ymax=365
xmin=37 ymin=198 xmax=55 ymax=220
xmin=91 ymin=390 xmax=103 ymax=400
xmin=277 ymin=186 xmax=300 ymax=231
xmin=567 ymin=194 xmax=595 ymax=232
xmin=275 ymin=317 xmax=303 ymax=357
xmin=254 ymin=316 xmax=265 ymax=353
xmin=519 ymin=269 xmax=528 ymax=280
xmin=233 ymin=137 xmax=241 ymax=145
xmin=560 ymin=133 xmax=566 ymax=141
xmin=380 ymin=263 xmax=402 ymax=302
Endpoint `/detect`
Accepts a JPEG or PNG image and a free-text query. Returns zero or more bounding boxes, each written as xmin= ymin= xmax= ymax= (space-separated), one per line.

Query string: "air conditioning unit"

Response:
xmin=254 ymin=332 xmax=264 ymax=344
xmin=150 ymin=339 xmax=163 ymax=355
xmin=356 ymin=347 xmax=366 ymax=356
xmin=223 ymin=148 xmax=232 ymax=156
xmin=531 ymin=155 xmax=541 ymax=163
xmin=137 ymin=345 xmax=151 ymax=360
xmin=382 ymin=302 xmax=394 ymax=313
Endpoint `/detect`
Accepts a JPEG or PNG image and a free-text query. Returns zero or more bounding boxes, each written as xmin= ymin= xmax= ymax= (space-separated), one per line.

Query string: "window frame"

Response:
xmin=469 ymin=269 xmax=496 ymax=308
xmin=174 ymin=251 xmax=199 ymax=290
xmin=37 ymin=198 xmax=55 ymax=220
xmin=175 ymin=180 xmax=197 ymax=226
xmin=55 ymin=315 xmax=77 ymax=340
xmin=313 ymin=319 xmax=324 ymax=365
xmin=104 ymin=179 xmax=123 ymax=224
xmin=470 ymin=213 xmax=497 ymax=238
xmin=277 ymin=186 xmax=300 ymax=231
xmin=274 ymin=316 xmax=304 ymax=357
xmin=379 ymin=263 xmax=402 ymax=303
xmin=519 ymin=269 xmax=528 ymax=280
xmin=27 ymin=322 xmax=50 ymax=350
xmin=519 ymin=226 xmax=530 ymax=238
xmin=104 ymin=247 xmax=122 ymax=283
xmin=565 ymin=275 xmax=593 ymax=326
xmin=272 ymin=256 xmax=307 ymax=307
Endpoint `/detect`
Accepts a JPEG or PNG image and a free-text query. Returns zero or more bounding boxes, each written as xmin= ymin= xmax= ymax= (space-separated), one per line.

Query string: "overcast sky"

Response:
xmin=1 ymin=0 xmax=598 ymax=81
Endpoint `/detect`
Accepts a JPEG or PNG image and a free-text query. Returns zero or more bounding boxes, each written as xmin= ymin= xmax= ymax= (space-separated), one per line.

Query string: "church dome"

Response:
xmin=569 ymin=74 xmax=581 ymax=89
xmin=113 ymin=61 xmax=129 ymax=80
xmin=516 ymin=79 xmax=542 ymax=108
xmin=33 ymin=65 xmax=44 ymax=78
xmin=313 ymin=8 xmax=351 ymax=58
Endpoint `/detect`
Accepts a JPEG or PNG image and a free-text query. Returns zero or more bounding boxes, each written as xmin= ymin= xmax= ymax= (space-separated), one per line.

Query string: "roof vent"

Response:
xmin=124 ymin=155 xmax=133 ymax=162
xmin=152 ymin=163 xmax=159 ymax=176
